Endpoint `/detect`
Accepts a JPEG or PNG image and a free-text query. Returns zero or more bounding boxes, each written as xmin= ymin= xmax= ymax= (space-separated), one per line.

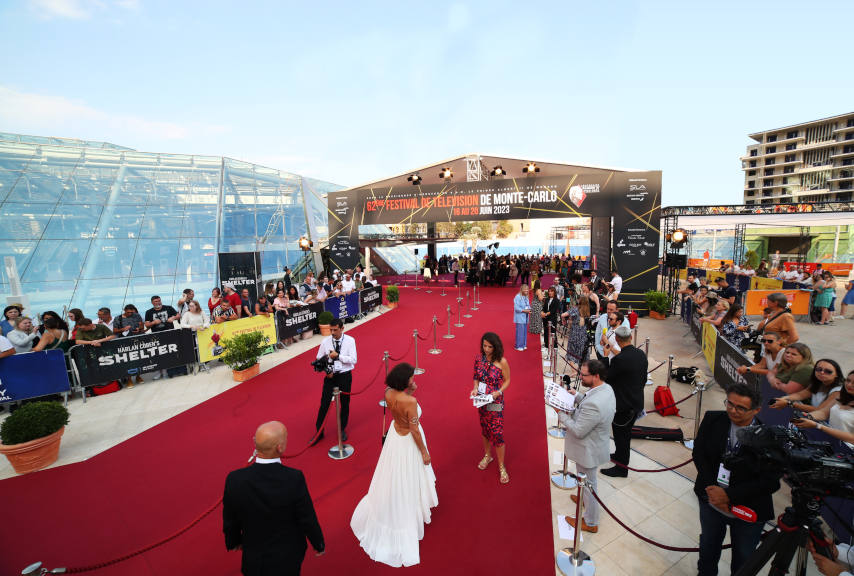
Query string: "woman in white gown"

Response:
xmin=351 ymin=362 xmax=438 ymax=567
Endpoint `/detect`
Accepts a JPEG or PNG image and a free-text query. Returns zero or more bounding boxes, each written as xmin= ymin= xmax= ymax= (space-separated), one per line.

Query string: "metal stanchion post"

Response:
xmin=552 ymin=343 xmax=559 ymax=384
xmin=682 ymin=381 xmax=706 ymax=450
xmin=413 ymin=329 xmax=425 ymax=375
xmin=556 ymin=473 xmax=595 ymax=575
xmin=414 ymin=264 xmax=420 ymax=291
xmin=633 ymin=325 xmax=638 ymax=348
xmin=441 ymin=284 xmax=446 ymax=297
xmin=475 ymin=283 xmax=482 ymax=305
xmin=443 ymin=305 xmax=455 ymax=339
xmin=644 ymin=336 xmax=650 ymax=356
xmin=457 ymin=282 xmax=461 ymax=300
xmin=379 ymin=351 xmax=389 ymax=407
xmin=551 ymin=452 xmax=577 ymax=489
xmin=429 ymin=315 xmax=442 ymax=355
xmin=544 ymin=321 xmax=555 ymax=378
xmin=471 ymin=284 xmax=480 ymax=311
xmin=328 ymin=387 xmax=354 ymax=460
xmin=666 ymin=354 xmax=674 ymax=389
xmin=463 ymin=290 xmax=473 ymax=318
xmin=454 ymin=298 xmax=464 ymax=327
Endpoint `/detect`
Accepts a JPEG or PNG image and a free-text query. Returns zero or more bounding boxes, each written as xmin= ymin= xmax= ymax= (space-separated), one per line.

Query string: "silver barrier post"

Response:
xmin=443 ymin=305 xmax=455 ymax=339
xmin=471 ymin=284 xmax=480 ymax=311
xmin=633 ymin=325 xmax=638 ymax=348
xmin=413 ymin=329 xmax=425 ymax=375
xmin=544 ymin=321 xmax=555 ymax=378
xmin=454 ymin=298 xmax=465 ymax=327
xmin=379 ymin=351 xmax=389 ymax=407
xmin=428 ymin=315 xmax=442 ymax=355
xmin=644 ymin=336 xmax=650 ymax=356
xmin=552 ymin=341 xmax=559 ymax=384
xmin=441 ymin=284 xmax=446 ymax=297
xmin=475 ymin=282 xmax=482 ymax=305
xmin=327 ymin=387 xmax=354 ymax=460
xmin=682 ymin=381 xmax=706 ymax=450
xmin=463 ymin=290 xmax=473 ymax=318
xmin=551 ymin=451 xmax=577 ymax=490
xmin=666 ymin=354 xmax=674 ymax=389
xmin=556 ymin=473 xmax=595 ymax=575
xmin=457 ymin=282 xmax=461 ymax=300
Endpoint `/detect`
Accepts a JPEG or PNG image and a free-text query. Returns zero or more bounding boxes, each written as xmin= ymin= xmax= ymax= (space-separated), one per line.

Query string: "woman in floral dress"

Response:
xmin=470 ymin=332 xmax=512 ymax=484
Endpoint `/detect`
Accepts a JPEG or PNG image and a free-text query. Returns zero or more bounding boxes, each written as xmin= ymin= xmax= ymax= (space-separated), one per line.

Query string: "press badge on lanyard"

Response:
xmin=718 ymin=435 xmax=737 ymax=488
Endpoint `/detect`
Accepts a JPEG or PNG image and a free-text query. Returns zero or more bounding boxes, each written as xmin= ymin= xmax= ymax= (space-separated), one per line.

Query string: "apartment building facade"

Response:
xmin=742 ymin=112 xmax=854 ymax=205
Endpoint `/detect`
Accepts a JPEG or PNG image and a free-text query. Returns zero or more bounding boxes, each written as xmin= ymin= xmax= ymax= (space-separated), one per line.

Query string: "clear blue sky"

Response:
xmin=1 ymin=0 xmax=852 ymax=206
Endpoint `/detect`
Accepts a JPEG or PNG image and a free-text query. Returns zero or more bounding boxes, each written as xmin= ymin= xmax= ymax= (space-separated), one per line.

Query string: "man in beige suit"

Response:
xmin=557 ymin=359 xmax=616 ymax=533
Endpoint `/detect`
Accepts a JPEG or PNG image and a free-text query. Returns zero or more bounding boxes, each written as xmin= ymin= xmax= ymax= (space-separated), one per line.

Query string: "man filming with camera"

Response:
xmin=311 ymin=318 xmax=357 ymax=446
xmin=693 ymin=383 xmax=780 ymax=576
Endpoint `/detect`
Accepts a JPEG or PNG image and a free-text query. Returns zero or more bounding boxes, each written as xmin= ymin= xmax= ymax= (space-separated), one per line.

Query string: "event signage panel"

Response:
xmin=275 ymin=304 xmax=323 ymax=341
xmin=713 ymin=334 xmax=758 ymax=394
xmin=0 ymin=350 xmax=71 ymax=402
xmin=610 ymin=172 xmax=662 ymax=300
xmin=197 ymin=315 xmax=277 ymax=363
xmin=324 ymin=292 xmax=360 ymax=319
xmin=750 ymin=277 xmax=784 ymax=290
xmin=218 ymin=252 xmax=262 ymax=303
xmin=71 ymin=329 xmax=197 ymax=386
xmin=359 ymin=285 xmax=382 ymax=313
xmin=744 ymin=290 xmax=811 ymax=316
xmin=702 ymin=323 xmax=717 ymax=370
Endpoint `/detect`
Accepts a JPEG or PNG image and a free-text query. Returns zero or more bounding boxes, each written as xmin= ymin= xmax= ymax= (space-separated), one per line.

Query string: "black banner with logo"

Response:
xmin=359 ymin=285 xmax=382 ymax=313
xmin=590 ymin=216 xmax=611 ymax=279
xmin=713 ymin=333 xmax=758 ymax=394
xmin=275 ymin=304 xmax=324 ymax=340
xmin=329 ymin=188 xmax=361 ymax=271
xmin=218 ymin=252 xmax=262 ymax=303
xmin=611 ymin=172 xmax=662 ymax=302
xmin=71 ymin=329 xmax=197 ymax=387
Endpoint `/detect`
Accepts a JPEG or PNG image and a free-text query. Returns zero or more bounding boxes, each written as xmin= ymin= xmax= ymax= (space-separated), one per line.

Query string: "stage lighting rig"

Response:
xmin=298 ymin=236 xmax=313 ymax=251
xmin=666 ymin=228 xmax=688 ymax=250
xmin=491 ymin=165 xmax=505 ymax=177
xmin=407 ymin=173 xmax=422 ymax=185
xmin=439 ymin=167 xmax=453 ymax=179
xmin=522 ymin=162 xmax=540 ymax=174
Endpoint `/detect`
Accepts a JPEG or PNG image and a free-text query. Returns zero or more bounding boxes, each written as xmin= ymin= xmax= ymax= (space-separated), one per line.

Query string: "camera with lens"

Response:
xmin=311 ymin=355 xmax=334 ymax=374
xmin=739 ymin=329 xmax=764 ymax=363
xmin=724 ymin=424 xmax=854 ymax=497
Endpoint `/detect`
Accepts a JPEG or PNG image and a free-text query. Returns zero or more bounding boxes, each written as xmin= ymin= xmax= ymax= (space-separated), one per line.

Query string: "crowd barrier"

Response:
xmin=0 ymin=349 xmax=71 ymax=404
xmin=66 ymin=286 xmax=386 ymax=390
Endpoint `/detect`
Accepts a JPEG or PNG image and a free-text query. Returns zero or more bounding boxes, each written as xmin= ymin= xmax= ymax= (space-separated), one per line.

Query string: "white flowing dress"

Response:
xmin=350 ymin=404 xmax=438 ymax=567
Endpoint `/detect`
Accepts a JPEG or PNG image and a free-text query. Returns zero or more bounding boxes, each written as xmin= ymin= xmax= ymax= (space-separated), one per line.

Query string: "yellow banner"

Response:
xmin=749 ymin=276 xmax=783 ymax=290
xmin=704 ymin=270 xmax=725 ymax=284
xmin=196 ymin=315 xmax=277 ymax=363
xmin=702 ymin=322 xmax=717 ymax=370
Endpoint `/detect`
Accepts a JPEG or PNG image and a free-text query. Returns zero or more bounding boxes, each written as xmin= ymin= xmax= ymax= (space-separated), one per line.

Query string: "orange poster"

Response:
xmin=744 ymin=290 xmax=811 ymax=316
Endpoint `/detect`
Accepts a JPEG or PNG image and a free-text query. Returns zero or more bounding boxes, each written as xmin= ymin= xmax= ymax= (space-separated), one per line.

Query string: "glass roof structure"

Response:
xmin=0 ymin=132 xmax=341 ymax=319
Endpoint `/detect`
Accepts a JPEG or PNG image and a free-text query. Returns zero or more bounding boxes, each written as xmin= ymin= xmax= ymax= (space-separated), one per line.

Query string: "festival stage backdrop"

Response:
xmin=329 ymin=171 xmax=662 ymax=301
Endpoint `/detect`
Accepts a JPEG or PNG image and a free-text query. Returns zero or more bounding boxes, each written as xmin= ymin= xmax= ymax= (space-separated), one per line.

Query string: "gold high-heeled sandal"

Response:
xmin=477 ymin=455 xmax=494 ymax=470
xmin=499 ymin=465 xmax=510 ymax=484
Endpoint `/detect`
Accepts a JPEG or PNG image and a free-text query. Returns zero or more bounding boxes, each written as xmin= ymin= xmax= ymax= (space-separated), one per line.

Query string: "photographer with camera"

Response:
xmin=311 ymin=318 xmax=358 ymax=446
xmin=756 ymin=292 xmax=799 ymax=345
xmin=693 ymin=383 xmax=780 ymax=576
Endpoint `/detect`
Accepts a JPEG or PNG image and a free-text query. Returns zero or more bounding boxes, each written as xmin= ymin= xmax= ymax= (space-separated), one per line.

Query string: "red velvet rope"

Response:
xmin=338 ymin=360 xmax=385 ymax=397
xmin=608 ymin=457 xmax=694 ymax=473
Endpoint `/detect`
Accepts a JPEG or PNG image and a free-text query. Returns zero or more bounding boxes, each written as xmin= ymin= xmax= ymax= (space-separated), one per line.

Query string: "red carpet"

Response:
xmin=0 ymin=282 xmax=554 ymax=575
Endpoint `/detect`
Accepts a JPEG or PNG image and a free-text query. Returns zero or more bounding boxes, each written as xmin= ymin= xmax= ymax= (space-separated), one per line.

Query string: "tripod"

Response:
xmin=735 ymin=489 xmax=834 ymax=576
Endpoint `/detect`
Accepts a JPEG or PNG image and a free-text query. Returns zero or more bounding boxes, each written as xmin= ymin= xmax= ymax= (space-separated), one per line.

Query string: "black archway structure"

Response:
xmin=327 ymin=157 xmax=662 ymax=310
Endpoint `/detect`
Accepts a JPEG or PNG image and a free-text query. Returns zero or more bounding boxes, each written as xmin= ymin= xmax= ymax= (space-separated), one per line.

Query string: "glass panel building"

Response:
xmin=0 ymin=132 xmax=341 ymax=319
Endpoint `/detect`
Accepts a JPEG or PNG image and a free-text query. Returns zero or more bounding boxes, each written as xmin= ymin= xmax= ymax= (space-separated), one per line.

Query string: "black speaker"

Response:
xmin=666 ymin=253 xmax=687 ymax=268
xmin=414 ymin=248 xmax=419 ymax=255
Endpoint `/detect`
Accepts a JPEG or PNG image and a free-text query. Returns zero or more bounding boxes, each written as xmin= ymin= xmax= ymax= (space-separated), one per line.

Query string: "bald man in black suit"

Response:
xmin=223 ymin=421 xmax=325 ymax=576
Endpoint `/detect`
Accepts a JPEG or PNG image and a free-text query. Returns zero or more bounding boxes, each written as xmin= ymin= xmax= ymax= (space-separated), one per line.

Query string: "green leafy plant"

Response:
xmin=219 ymin=331 xmax=267 ymax=372
xmin=386 ymin=284 xmax=400 ymax=303
xmin=744 ymin=250 xmax=760 ymax=269
xmin=1 ymin=401 xmax=69 ymax=445
xmin=644 ymin=290 xmax=669 ymax=315
xmin=317 ymin=311 xmax=334 ymax=325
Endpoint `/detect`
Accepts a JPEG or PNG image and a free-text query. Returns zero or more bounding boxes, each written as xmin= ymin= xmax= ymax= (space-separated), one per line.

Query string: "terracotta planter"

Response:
xmin=319 ymin=324 xmax=331 ymax=336
xmin=0 ymin=426 xmax=65 ymax=475
xmin=649 ymin=310 xmax=666 ymax=320
xmin=233 ymin=363 xmax=260 ymax=382
xmin=386 ymin=302 xmax=398 ymax=309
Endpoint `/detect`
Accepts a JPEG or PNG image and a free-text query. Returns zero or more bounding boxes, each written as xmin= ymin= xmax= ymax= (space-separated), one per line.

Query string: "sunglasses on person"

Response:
xmin=815 ymin=367 xmax=836 ymax=375
xmin=760 ymin=338 xmax=776 ymax=344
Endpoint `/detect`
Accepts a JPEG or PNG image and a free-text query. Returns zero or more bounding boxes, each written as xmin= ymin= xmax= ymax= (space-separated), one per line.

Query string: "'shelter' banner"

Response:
xmin=359 ymin=285 xmax=382 ymax=313
xmin=71 ymin=329 xmax=197 ymax=387
xmin=713 ymin=333 xmax=759 ymax=394
xmin=276 ymin=304 xmax=323 ymax=341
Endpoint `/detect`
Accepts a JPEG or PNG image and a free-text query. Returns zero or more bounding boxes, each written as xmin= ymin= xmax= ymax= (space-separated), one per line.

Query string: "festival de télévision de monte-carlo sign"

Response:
xmin=328 ymin=171 xmax=661 ymax=300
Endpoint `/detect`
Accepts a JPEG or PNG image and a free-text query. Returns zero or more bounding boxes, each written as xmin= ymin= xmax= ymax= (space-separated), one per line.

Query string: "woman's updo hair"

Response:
xmin=386 ymin=363 xmax=415 ymax=391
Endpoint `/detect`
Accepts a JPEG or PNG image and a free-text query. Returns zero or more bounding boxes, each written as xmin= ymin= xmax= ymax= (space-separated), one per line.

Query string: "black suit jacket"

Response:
xmin=692 ymin=411 xmax=779 ymax=522
xmin=606 ymin=345 xmax=647 ymax=413
xmin=542 ymin=297 xmax=560 ymax=328
xmin=223 ymin=463 xmax=324 ymax=576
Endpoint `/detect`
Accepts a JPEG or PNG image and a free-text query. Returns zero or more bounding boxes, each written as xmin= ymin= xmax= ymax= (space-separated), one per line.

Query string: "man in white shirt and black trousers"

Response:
xmin=311 ymin=318 xmax=358 ymax=445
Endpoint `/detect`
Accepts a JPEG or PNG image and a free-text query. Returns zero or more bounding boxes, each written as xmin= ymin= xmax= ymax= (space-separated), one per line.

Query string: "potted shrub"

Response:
xmin=644 ymin=290 xmax=669 ymax=320
xmin=386 ymin=285 xmax=400 ymax=309
xmin=220 ymin=330 xmax=268 ymax=382
xmin=317 ymin=311 xmax=334 ymax=336
xmin=0 ymin=401 xmax=69 ymax=474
